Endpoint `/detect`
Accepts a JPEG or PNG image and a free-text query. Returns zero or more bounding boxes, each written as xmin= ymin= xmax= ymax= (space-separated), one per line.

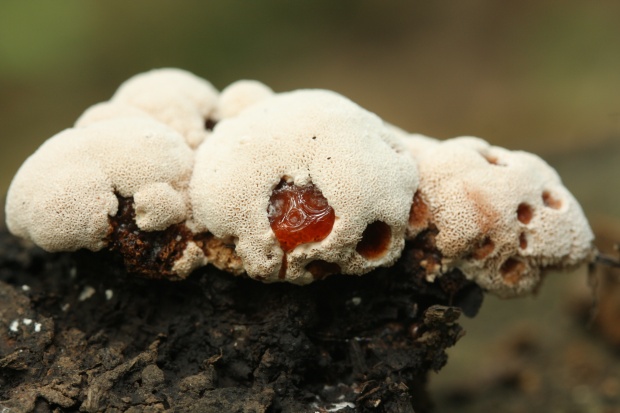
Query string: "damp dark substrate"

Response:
xmin=0 ymin=228 xmax=482 ymax=413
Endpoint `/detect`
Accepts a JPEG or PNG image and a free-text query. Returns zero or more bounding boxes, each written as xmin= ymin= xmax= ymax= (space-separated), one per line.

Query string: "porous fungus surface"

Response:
xmin=75 ymin=101 xmax=152 ymax=128
xmin=3 ymin=68 xmax=595 ymax=296
xmin=403 ymin=135 xmax=595 ymax=297
xmin=5 ymin=118 xmax=192 ymax=252
xmin=190 ymin=89 xmax=418 ymax=283
xmin=111 ymin=68 xmax=219 ymax=148
xmin=213 ymin=79 xmax=274 ymax=120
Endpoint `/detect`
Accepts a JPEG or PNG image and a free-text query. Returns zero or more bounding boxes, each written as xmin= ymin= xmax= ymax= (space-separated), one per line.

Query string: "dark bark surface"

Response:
xmin=0 ymin=228 xmax=480 ymax=412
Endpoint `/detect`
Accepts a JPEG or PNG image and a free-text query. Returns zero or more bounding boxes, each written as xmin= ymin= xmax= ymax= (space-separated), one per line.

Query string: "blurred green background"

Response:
xmin=1 ymin=1 xmax=620 ymax=410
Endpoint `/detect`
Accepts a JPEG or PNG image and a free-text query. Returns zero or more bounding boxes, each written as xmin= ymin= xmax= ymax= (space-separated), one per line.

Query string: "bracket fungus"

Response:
xmin=4 ymin=68 xmax=595 ymax=297
xmin=190 ymin=89 xmax=418 ymax=283
xmin=401 ymin=135 xmax=595 ymax=297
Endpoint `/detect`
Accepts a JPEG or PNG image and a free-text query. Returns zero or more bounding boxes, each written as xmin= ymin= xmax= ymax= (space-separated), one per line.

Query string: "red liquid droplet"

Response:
xmin=268 ymin=182 xmax=335 ymax=252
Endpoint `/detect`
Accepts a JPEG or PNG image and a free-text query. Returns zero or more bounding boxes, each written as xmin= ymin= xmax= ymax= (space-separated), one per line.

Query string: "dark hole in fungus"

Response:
xmin=268 ymin=180 xmax=335 ymax=252
xmin=519 ymin=233 xmax=528 ymax=249
xmin=408 ymin=190 xmax=431 ymax=229
xmin=356 ymin=221 xmax=392 ymax=260
xmin=542 ymin=190 xmax=562 ymax=209
xmin=305 ymin=260 xmax=341 ymax=280
xmin=500 ymin=257 xmax=526 ymax=286
xmin=517 ymin=203 xmax=533 ymax=224
xmin=471 ymin=237 xmax=495 ymax=260
xmin=205 ymin=118 xmax=217 ymax=131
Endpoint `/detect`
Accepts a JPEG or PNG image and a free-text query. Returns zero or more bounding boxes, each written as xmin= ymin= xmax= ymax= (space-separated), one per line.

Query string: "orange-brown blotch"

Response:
xmin=268 ymin=181 xmax=335 ymax=252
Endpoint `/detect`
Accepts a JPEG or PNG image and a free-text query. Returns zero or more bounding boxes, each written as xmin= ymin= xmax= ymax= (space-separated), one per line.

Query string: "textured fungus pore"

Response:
xmin=517 ymin=203 xmax=533 ymax=224
xmin=356 ymin=221 xmax=392 ymax=260
xmin=500 ymin=257 xmax=526 ymax=286
xmin=471 ymin=237 xmax=495 ymax=260
xmin=542 ymin=190 xmax=563 ymax=210
xmin=268 ymin=181 xmax=335 ymax=252
xmin=305 ymin=260 xmax=342 ymax=280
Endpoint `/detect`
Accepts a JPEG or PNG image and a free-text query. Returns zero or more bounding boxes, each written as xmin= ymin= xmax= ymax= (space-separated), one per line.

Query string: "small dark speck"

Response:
xmin=205 ymin=119 xmax=217 ymax=131
xmin=327 ymin=157 xmax=331 ymax=160
xmin=312 ymin=136 xmax=316 ymax=140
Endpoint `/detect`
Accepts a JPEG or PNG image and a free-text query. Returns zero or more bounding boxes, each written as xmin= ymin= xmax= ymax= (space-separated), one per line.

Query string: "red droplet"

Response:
xmin=268 ymin=181 xmax=335 ymax=252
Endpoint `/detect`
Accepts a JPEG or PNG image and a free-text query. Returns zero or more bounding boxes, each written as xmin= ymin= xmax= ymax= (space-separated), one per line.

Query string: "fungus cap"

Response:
xmin=404 ymin=135 xmax=594 ymax=297
xmin=5 ymin=118 xmax=193 ymax=252
xmin=75 ymin=101 xmax=152 ymax=128
xmin=213 ymin=80 xmax=274 ymax=120
xmin=133 ymin=182 xmax=187 ymax=232
xmin=111 ymin=68 xmax=219 ymax=148
xmin=190 ymin=89 xmax=419 ymax=284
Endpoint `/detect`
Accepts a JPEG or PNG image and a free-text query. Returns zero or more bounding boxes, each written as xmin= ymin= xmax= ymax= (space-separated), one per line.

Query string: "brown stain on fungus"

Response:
xmin=268 ymin=180 xmax=335 ymax=252
xmin=305 ymin=260 xmax=341 ymax=280
xmin=465 ymin=186 xmax=500 ymax=234
xmin=542 ymin=190 xmax=562 ymax=209
xmin=356 ymin=221 xmax=392 ymax=260
xmin=517 ymin=203 xmax=533 ymax=224
xmin=471 ymin=237 xmax=495 ymax=260
xmin=500 ymin=257 xmax=527 ymax=286
xmin=408 ymin=190 xmax=431 ymax=229
xmin=519 ymin=233 xmax=528 ymax=250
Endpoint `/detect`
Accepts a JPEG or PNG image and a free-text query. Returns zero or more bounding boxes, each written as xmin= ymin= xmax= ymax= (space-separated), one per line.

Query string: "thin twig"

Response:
xmin=595 ymin=252 xmax=620 ymax=268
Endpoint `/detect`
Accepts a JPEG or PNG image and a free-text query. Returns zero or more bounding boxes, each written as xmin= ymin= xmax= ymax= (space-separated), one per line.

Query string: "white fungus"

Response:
xmin=403 ymin=134 xmax=595 ymax=297
xmin=190 ymin=89 xmax=419 ymax=284
xmin=9 ymin=320 xmax=19 ymax=333
xmin=3 ymin=68 xmax=596 ymax=297
xmin=75 ymin=101 xmax=152 ymax=128
xmin=111 ymin=68 xmax=219 ymax=148
xmin=133 ymin=182 xmax=187 ymax=231
xmin=5 ymin=117 xmax=193 ymax=252
xmin=212 ymin=79 xmax=274 ymax=120
xmin=79 ymin=286 xmax=96 ymax=302
xmin=171 ymin=241 xmax=208 ymax=279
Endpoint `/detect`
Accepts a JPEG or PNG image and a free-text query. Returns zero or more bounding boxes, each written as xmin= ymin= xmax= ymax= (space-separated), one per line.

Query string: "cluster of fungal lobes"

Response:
xmin=5 ymin=69 xmax=595 ymax=297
